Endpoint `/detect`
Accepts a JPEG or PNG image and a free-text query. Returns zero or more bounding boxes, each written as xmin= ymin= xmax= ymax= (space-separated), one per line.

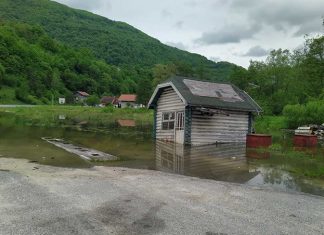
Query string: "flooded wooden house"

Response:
xmin=148 ymin=76 xmax=262 ymax=145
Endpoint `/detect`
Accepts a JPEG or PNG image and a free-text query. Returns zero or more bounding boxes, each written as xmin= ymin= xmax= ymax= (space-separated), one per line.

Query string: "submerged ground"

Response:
xmin=0 ymin=106 xmax=324 ymax=234
xmin=0 ymin=158 xmax=323 ymax=235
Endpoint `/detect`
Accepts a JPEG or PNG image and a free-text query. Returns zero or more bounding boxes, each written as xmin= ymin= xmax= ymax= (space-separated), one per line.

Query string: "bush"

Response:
xmin=86 ymin=95 xmax=100 ymax=106
xmin=26 ymin=95 xmax=42 ymax=105
xmin=283 ymin=100 xmax=324 ymax=128
xmin=102 ymin=104 xmax=115 ymax=113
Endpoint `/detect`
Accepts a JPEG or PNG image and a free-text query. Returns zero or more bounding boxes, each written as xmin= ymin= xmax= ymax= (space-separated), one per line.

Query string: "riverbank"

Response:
xmin=0 ymin=157 xmax=323 ymax=235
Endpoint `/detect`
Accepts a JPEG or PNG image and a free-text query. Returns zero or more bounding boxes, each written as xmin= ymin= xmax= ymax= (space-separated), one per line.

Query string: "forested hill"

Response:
xmin=0 ymin=22 xmax=127 ymax=104
xmin=0 ymin=0 xmax=238 ymax=80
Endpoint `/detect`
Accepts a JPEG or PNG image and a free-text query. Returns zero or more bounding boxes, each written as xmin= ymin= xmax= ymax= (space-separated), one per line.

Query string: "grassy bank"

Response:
xmin=0 ymin=105 xmax=153 ymax=129
xmin=254 ymin=115 xmax=288 ymax=133
xmin=0 ymin=107 xmax=289 ymax=133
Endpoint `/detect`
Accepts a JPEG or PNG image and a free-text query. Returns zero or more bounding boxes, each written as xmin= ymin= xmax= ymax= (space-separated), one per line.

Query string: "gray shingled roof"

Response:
xmin=148 ymin=76 xmax=262 ymax=112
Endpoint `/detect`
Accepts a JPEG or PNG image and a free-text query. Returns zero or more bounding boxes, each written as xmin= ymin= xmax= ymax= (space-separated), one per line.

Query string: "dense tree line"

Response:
xmin=0 ymin=22 xmax=154 ymax=104
xmin=229 ymin=34 xmax=324 ymax=124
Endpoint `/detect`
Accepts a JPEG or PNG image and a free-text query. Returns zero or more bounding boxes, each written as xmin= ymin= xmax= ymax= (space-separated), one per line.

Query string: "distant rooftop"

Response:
xmin=76 ymin=91 xmax=90 ymax=97
xmin=118 ymin=94 xmax=137 ymax=102
xmin=101 ymin=96 xmax=118 ymax=104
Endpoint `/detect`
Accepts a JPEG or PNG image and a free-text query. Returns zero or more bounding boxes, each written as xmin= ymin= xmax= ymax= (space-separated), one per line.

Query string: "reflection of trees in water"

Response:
xmin=260 ymin=167 xmax=299 ymax=190
xmin=258 ymin=165 xmax=324 ymax=196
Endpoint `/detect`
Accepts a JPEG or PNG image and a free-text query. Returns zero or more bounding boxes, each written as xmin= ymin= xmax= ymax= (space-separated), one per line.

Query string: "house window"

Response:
xmin=162 ymin=112 xmax=175 ymax=130
xmin=176 ymin=112 xmax=184 ymax=130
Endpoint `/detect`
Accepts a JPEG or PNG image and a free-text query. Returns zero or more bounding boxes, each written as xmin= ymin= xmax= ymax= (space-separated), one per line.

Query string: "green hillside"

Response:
xmin=0 ymin=0 xmax=238 ymax=81
xmin=0 ymin=22 xmax=130 ymax=104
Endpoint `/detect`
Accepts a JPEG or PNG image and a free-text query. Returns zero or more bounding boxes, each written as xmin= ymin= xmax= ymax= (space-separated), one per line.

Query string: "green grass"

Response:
xmin=0 ymin=105 xmax=154 ymax=128
xmin=253 ymin=115 xmax=324 ymax=178
xmin=254 ymin=115 xmax=288 ymax=133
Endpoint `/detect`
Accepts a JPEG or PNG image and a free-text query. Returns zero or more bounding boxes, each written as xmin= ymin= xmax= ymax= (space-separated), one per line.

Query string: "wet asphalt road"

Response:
xmin=0 ymin=158 xmax=323 ymax=235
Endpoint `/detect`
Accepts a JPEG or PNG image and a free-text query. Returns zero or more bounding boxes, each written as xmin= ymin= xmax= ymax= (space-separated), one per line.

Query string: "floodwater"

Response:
xmin=1 ymin=112 xmax=324 ymax=197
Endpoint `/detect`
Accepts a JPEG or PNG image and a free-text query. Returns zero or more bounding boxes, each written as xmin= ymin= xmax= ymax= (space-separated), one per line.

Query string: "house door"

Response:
xmin=175 ymin=112 xmax=184 ymax=144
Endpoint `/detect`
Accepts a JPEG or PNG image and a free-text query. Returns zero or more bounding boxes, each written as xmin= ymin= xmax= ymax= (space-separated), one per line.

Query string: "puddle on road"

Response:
xmin=0 ymin=113 xmax=324 ymax=196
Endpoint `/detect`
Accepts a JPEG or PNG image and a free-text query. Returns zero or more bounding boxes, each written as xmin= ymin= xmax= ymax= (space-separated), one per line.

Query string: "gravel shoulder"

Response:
xmin=0 ymin=158 xmax=323 ymax=235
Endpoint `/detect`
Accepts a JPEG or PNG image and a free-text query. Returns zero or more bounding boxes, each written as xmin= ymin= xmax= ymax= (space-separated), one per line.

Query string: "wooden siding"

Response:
xmin=191 ymin=109 xmax=249 ymax=145
xmin=156 ymin=87 xmax=185 ymax=141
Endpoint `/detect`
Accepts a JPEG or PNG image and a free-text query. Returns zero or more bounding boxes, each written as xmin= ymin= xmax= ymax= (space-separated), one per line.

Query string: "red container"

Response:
xmin=246 ymin=134 xmax=272 ymax=148
xmin=293 ymin=135 xmax=318 ymax=147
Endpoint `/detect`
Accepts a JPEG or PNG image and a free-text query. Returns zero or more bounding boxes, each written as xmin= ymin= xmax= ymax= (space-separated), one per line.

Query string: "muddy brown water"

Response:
xmin=0 ymin=114 xmax=324 ymax=197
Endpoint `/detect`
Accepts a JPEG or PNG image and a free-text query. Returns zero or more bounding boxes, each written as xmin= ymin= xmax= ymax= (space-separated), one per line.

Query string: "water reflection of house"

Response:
xmin=117 ymin=119 xmax=136 ymax=127
xmin=155 ymin=141 xmax=258 ymax=183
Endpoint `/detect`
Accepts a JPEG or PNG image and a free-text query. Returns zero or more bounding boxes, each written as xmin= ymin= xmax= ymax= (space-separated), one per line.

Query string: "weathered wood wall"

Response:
xmin=156 ymin=87 xmax=185 ymax=141
xmin=191 ymin=109 xmax=249 ymax=145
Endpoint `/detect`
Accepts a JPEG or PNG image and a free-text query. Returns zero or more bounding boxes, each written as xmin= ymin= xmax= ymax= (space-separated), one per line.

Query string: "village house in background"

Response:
xmin=100 ymin=96 xmax=118 ymax=107
xmin=148 ymin=76 xmax=262 ymax=146
xmin=58 ymin=97 xmax=66 ymax=105
xmin=75 ymin=91 xmax=90 ymax=103
xmin=118 ymin=94 xmax=138 ymax=108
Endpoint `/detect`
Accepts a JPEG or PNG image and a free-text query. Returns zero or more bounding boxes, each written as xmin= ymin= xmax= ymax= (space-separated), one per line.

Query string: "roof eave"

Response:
xmin=189 ymin=104 xmax=262 ymax=113
xmin=147 ymin=82 xmax=187 ymax=109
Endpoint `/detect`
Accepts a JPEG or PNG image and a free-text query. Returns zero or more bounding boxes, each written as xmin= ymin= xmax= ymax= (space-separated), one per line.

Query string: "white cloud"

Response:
xmin=54 ymin=0 xmax=324 ymax=68
xmin=195 ymin=24 xmax=262 ymax=45
xmin=242 ymin=46 xmax=270 ymax=57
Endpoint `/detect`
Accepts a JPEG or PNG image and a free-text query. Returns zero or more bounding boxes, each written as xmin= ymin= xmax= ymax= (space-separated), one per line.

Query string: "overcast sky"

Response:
xmin=55 ymin=0 xmax=323 ymax=68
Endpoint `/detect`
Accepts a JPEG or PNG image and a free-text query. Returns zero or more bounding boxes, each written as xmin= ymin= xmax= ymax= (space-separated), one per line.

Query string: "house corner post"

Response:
xmin=184 ymin=106 xmax=192 ymax=145
xmin=248 ymin=112 xmax=253 ymax=134
xmin=153 ymin=106 xmax=157 ymax=140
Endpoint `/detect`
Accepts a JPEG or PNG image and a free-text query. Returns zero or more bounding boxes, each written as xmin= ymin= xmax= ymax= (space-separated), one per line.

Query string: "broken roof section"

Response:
xmin=148 ymin=76 xmax=262 ymax=113
xmin=183 ymin=79 xmax=243 ymax=102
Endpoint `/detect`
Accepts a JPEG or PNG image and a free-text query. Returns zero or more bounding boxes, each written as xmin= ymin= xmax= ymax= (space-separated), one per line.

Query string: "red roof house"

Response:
xmin=118 ymin=94 xmax=137 ymax=102
xmin=118 ymin=94 xmax=138 ymax=108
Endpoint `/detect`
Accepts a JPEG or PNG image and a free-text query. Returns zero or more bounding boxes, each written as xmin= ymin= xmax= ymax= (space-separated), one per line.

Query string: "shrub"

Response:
xmin=283 ymin=100 xmax=324 ymax=128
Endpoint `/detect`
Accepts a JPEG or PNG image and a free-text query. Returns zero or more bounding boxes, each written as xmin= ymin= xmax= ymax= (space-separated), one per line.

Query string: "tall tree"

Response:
xmin=152 ymin=64 xmax=177 ymax=87
xmin=136 ymin=78 xmax=152 ymax=105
